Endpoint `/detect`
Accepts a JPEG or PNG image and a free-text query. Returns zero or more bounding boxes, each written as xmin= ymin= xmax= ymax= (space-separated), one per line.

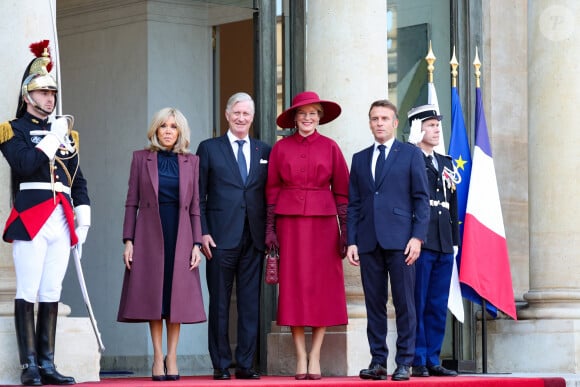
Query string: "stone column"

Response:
xmin=307 ymin=0 xmax=396 ymax=376
xmin=480 ymin=0 xmax=580 ymax=374
xmin=0 ymin=1 xmax=100 ymax=383
xmin=524 ymin=0 xmax=580 ymax=321
xmin=267 ymin=0 xmax=394 ymax=376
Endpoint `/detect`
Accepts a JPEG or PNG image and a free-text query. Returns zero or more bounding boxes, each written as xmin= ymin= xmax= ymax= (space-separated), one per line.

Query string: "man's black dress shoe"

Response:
xmin=411 ymin=365 xmax=429 ymax=377
xmin=391 ymin=365 xmax=411 ymax=381
xmin=235 ymin=368 xmax=261 ymax=379
xmin=428 ymin=365 xmax=458 ymax=376
xmin=359 ymin=363 xmax=387 ymax=380
xmin=213 ymin=368 xmax=231 ymax=380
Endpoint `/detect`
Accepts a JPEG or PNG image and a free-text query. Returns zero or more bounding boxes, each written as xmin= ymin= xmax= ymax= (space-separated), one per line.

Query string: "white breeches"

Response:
xmin=13 ymin=205 xmax=71 ymax=303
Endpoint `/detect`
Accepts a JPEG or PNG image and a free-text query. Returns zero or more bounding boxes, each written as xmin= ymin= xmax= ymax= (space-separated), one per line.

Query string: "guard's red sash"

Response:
xmin=4 ymin=192 xmax=78 ymax=245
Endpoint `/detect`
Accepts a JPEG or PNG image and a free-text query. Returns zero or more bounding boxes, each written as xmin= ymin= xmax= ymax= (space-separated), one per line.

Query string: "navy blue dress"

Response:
xmin=157 ymin=150 xmax=180 ymax=318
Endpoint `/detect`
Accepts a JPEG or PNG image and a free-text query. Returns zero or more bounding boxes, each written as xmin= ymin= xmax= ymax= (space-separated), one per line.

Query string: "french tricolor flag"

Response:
xmin=459 ymin=87 xmax=517 ymax=320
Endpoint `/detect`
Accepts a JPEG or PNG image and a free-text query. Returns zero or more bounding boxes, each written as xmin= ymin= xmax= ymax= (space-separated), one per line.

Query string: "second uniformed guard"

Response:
xmin=407 ymin=104 xmax=459 ymax=378
xmin=0 ymin=40 xmax=91 ymax=386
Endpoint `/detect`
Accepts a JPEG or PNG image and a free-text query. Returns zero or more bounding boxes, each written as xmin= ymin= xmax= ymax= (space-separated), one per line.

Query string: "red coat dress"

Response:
xmin=266 ymin=131 xmax=349 ymax=327
xmin=117 ymin=150 xmax=206 ymax=324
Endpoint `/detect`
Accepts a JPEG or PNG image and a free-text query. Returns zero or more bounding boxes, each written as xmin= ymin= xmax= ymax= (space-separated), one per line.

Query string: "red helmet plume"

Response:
xmin=29 ymin=40 xmax=53 ymax=73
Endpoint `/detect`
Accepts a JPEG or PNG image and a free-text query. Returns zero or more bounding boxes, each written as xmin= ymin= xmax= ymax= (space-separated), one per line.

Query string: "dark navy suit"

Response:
xmin=413 ymin=152 xmax=459 ymax=367
xmin=347 ymin=139 xmax=429 ymax=367
xmin=196 ymin=134 xmax=270 ymax=370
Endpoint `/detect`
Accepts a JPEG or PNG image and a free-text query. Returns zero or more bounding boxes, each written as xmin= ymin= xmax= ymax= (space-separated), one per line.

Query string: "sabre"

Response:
xmin=49 ymin=0 xmax=104 ymax=354
xmin=72 ymin=246 xmax=106 ymax=352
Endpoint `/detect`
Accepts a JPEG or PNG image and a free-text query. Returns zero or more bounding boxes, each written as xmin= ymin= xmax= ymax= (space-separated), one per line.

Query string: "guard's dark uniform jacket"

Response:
xmin=0 ymin=112 xmax=89 ymax=244
xmin=423 ymin=152 xmax=459 ymax=253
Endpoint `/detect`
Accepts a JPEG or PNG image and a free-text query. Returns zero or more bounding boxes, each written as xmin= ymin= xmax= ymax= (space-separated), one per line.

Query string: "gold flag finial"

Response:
xmin=473 ymin=46 xmax=481 ymax=88
xmin=450 ymin=46 xmax=459 ymax=88
xmin=425 ymin=40 xmax=436 ymax=83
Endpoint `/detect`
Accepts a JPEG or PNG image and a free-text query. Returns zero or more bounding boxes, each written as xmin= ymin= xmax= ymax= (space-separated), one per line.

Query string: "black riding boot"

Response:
xmin=36 ymin=302 xmax=76 ymax=385
xmin=14 ymin=299 xmax=42 ymax=386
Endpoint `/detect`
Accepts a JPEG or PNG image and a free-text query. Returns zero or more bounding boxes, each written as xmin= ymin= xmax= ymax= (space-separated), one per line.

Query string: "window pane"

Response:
xmin=387 ymin=0 xmax=451 ymax=141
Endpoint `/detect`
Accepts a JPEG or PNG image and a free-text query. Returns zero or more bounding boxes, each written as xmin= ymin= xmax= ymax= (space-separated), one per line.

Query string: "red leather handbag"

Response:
xmin=265 ymin=247 xmax=279 ymax=285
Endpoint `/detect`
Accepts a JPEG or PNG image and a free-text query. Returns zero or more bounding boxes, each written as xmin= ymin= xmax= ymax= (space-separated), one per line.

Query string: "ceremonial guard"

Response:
xmin=0 ymin=41 xmax=91 ymax=385
xmin=407 ymin=104 xmax=459 ymax=378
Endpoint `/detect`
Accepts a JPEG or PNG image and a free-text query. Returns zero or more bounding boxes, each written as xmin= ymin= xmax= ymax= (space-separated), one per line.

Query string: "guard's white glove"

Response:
xmin=408 ymin=119 xmax=425 ymax=145
xmin=74 ymin=205 xmax=91 ymax=259
xmin=32 ymin=116 xmax=75 ymax=158
xmin=453 ymin=245 xmax=459 ymax=257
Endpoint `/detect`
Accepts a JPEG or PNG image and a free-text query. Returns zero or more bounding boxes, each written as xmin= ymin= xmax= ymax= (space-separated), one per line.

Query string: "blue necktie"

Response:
xmin=375 ymin=144 xmax=386 ymax=185
xmin=236 ymin=139 xmax=247 ymax=183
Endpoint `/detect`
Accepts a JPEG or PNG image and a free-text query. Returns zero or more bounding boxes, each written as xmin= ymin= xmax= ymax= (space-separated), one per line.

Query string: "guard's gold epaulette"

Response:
xmin=71 ymin=130 xmax=80 ymax=152
xmin=0 ymin=121 xmax=14 ymax=144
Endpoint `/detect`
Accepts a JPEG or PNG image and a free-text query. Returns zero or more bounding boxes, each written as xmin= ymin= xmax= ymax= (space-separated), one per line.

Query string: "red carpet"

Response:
xmin=65 ymin=375 xmax=566 ymax=387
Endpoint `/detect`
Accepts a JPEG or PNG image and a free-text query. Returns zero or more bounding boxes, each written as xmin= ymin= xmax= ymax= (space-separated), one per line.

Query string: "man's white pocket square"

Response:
xmin=260 ymin=159 xmax=268 ymax=164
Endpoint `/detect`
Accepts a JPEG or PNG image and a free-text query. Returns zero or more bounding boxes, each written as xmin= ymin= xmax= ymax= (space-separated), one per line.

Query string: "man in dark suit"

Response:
xmin=346 ymin=99 xmax=429 ymax=382
xmin=196 ymin=92 xmax=271 ymax=380
xmin=406 ymin=105 xmax=459 ymax=378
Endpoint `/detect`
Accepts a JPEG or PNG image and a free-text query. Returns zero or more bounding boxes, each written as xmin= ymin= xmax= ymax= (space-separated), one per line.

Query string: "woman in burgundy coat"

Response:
xmin=266 ymin=92 xmax=349 ymax=380
xmin=117 ymin=108 xmax=206 ymax=381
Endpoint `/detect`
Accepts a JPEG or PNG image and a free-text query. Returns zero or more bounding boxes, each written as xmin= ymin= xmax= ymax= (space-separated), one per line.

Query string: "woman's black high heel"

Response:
xmin=164 ymin=357 xmax=180 ymax=381
xmin=152 ymin=360 xmax=166 ymax=381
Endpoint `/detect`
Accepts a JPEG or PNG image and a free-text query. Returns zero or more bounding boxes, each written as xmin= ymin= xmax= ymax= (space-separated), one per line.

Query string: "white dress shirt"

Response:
xmin=371 ymin=137 xmax=395 ymax=180
xmin=227 ymin=130 xmax=250 ymax=173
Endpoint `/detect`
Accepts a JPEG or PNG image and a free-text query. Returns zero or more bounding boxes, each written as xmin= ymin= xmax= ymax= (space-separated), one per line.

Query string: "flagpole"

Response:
xmin=48 ymin=0 xmax=62 ymax=116
xmin=449 ymin=47 xmax=461 ymax=365
xmin=426 ymin=41 xmax=446 ymax=154
xmin=473 ymin=47 xmax=488 ymax=375
xmin=482 ymin=299 xmax=488 ymax=373
xmin=445 ymin=46 xmax=478 ymax=375
xmin=448 ymin=47 xmax=462 ymax=367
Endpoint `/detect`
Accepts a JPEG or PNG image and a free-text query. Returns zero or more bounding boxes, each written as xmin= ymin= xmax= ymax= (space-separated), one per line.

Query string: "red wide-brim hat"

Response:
xmin=276 ymin=91 xmax=342 ymax=128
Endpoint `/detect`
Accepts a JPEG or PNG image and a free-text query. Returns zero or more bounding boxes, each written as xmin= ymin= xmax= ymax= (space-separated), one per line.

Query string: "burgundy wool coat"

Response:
xmin=117 ymin=149 xmax=206 ymax=324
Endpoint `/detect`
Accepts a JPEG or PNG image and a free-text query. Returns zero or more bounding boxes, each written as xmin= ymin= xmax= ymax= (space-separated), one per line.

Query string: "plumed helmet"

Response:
xmin=17 ymin=40 xmax=58 ymax=117
xmin=21 ymin=40 xmax=58 ymax=95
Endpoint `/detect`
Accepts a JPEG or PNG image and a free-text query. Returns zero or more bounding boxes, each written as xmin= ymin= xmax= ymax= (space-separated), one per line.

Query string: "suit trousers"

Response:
xmin=360 ymin=246 xmax=416 ymax=366
xmin=413 ymin=249 xmax=454 ymax=367
xmin=206 ymin=219 xmax=262 ymax=369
